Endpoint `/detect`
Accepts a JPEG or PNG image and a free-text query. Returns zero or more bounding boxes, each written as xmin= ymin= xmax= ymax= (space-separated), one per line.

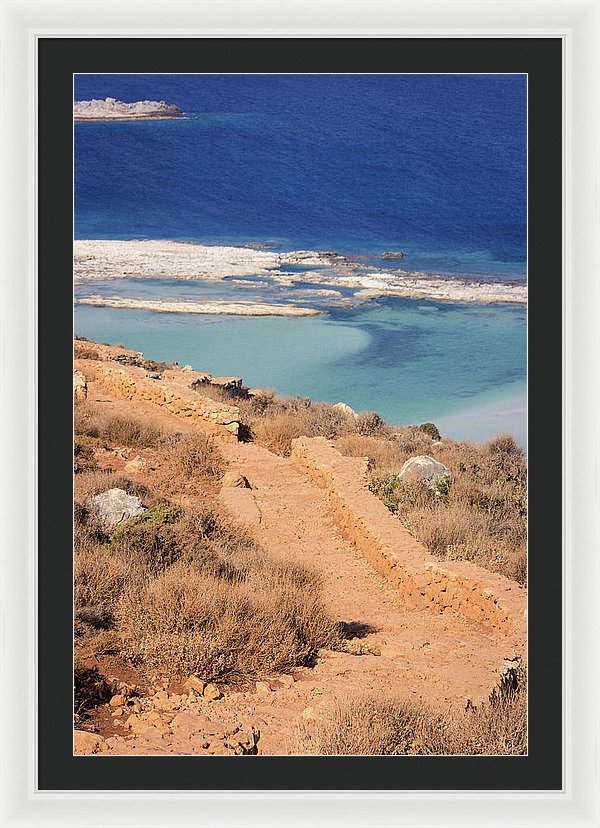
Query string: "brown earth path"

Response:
xmin=79 ymin=379 xmax=519 ymax=756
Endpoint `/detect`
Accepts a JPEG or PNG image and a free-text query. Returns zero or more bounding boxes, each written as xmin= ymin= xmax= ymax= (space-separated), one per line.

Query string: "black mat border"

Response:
xmin=38 ymin=36 xmax=562 ymax=792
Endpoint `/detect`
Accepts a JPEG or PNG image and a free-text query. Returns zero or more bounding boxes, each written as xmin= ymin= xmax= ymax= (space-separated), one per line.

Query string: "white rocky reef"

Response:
xmin=74 ymin=239 xmax=527 ymax=305
xmin=76 ymin=295 xmax=323 ymax=317
xmin=74 ymin=98 xmax=183 ymax=121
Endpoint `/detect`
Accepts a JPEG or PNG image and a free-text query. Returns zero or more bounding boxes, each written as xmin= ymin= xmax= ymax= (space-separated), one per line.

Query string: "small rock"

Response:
xmin=109 ymin=693 xmax=126 ymax=708
xmin=188 ymin=735 xmax=211 ymax=750
xmin=203 ymin=683 xmax=222 ymax=701
xmin=170 ymin=712 xmax=211 ymax=733
xmin=221 ymin=471 xmax=251 ymax=489
xmin=125 ymin=455 xmax=149 ymax=472
xmin=74 ymin=730 xmax=105 ymax=754
xmin=255 ymin=681 xmax=272 ymax=696
xmin=111 ymin=707 xmax=124 ymax=718
xmin=301 ymin=706 xmax=317 ymax=721
xmin=183 ymin=676 xmax=206 ymax=696
xmin=209 ymin=743 xmax=232 ymax=756
xmin=142 ymin=726 xmax=165 ymax=741
xmin=278 ymin=674 xmax=295 ymax=689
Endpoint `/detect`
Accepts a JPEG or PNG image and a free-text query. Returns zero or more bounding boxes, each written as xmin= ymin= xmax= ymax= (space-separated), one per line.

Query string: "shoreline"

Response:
xmin=75 ymin=296 xmax=323 ymax=317
xmin=74 ymin=239 xmax=528 ymax=306
xmin=75 ymin=115 xmax=185 ymax=122
xmin=74 ymin=98 xmax=183 ymax=122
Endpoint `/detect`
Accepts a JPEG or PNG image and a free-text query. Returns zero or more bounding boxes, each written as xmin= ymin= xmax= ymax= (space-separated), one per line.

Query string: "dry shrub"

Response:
xmin=74 ymin=663 xmax=111 ymax=722
xmin=336 ymin=433 xmax=409 ymax=479
xmin=406 ymin=502 xmax=527 ymax=583
xmin=156 ymin=432 xmax=224 ymax=493
xmin=75 ymin=532 xmax=133 ymax=634
xmin=298 ymin=672 xmax=526 ymax=755
xmin=74 ymin=343 xmax=100 ymax=360
xmin=339 ymin=429 xmax=527 ymax=584
xmin=196 ymin=384 xmax=397 ymax=456
xmin=116 ymin=507 xmax=339 ymax=682
xmin=74 ymin=403 xmax=165 ymax=448
xmin=392 ymin=426 xmax=435 ymax=455
xmin=250 ymin=403 xmax=355 ymax=456
xmin=250 ymin=411 xmax=313 ymax=456
xmin=355 ymin=411 xmax=393 ymax=438
xmin=77 ymin=364 xmax=97 ymax=382
xmin=117 ymin=563 xmax=338 ymax=683
xmin=192 ymin=383 xmax=244 ymax=405
xmin=75 ymin=482 xmax=339 ymax=684
xmin=74 ymin=469 xmax=153 ymax=504
xmin=74 ymin=441 xmax=98 ymax=474
xmin=110 ymin=504 xmax=183 ymax=574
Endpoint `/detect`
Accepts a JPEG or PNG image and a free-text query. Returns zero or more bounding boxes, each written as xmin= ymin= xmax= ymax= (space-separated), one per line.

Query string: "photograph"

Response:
xmin=72 ymin=72 xmax=528 ymax=758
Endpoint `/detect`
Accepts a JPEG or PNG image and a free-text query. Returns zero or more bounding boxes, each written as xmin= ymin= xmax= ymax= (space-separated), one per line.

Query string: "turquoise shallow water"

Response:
xmin=74 ymin=296 xmax=527 ymax=446
xmin=74 ymin=74 xmax=527 ymax=446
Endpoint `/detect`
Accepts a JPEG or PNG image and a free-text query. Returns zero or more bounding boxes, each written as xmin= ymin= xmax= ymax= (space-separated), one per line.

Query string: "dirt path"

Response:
xmin=78 ymin=381 xmax=519 ymax=756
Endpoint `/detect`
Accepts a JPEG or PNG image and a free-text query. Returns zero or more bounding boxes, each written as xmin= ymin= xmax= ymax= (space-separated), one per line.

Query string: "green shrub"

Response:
xmin=110 ymin=504 xmax=183 ymax=574
xmin=418 ymin=422 xmax=441 ymax=441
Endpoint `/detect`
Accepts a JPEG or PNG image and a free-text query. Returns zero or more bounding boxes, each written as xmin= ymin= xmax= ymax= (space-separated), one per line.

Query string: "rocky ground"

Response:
xmin=75 ymin=366 xmax=524 ymax=756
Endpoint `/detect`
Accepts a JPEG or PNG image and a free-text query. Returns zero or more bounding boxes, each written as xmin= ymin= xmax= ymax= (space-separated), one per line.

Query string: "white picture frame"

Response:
xmin=1 ymin=0 xmax=598 ymax=825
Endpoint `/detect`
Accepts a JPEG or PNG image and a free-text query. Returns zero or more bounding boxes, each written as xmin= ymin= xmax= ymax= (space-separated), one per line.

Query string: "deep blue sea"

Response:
xmin=74 ymin=74 xmax=527 ymax=444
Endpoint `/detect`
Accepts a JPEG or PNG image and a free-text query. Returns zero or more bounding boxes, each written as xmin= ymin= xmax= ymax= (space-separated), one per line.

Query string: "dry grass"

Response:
xmin=75 ymin=490 xmax=340 ymax=684
xmin=74 ymin=402 xmax=166 ymax=448
xmin=298 ymin=671 xmax=526 ymax=755
xmin=117 ymin=559 xmax=338 ymax=683
xmin=338 ymin=430 xmax=527 ymax=583
xmin=154 ymin=432 xmax=225 ymax=493
xmin=74 ymin=343 xmax=101 ymax=360
xmin=74 ymin=469 xmax=154 ymax=505
xmin=74 ymin=441 xmax=98 ymax=474
xmin=234 ymin=391 xmax=392 ymax=455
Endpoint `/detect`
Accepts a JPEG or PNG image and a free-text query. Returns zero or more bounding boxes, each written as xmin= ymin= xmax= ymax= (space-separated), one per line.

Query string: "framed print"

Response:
xmin=1 ymin=1 xmax=599 ymax=826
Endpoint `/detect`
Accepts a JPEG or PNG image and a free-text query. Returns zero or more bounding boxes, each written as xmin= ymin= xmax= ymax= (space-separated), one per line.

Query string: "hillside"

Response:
xmin=73 ymin=339 xmax=527 ymax=756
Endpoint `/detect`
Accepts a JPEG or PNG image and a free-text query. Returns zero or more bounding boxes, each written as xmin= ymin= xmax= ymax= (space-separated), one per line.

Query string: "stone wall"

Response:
xmin=89 ymin=361 xmax=240 ymax=442
xmin=291 ymin=436 xmax=526 ymax=646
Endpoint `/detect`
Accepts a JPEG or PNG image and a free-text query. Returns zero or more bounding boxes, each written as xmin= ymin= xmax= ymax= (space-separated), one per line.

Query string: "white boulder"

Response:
xmin=333 ymin=402 xmax=357 ymax=418
xmin=91 ymin=488 xmax=147 ymax=530
xmin=397 ymin=455 xmax=452 ymax=489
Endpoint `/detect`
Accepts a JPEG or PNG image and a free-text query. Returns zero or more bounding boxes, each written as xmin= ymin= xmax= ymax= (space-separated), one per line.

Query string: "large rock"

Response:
xmin=91 ymin=488 xmax=147 ymax=530
xmin=397 ymin=455 xmax=452 ymax=488
xmin=333 ymin=401 xmax=357 ymax=418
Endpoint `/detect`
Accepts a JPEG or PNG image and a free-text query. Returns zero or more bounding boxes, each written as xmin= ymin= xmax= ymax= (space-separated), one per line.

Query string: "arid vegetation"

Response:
xmin=74 ymin=400 xmax=341 ymax=687
xmin=298 ymin=669 xmax=526 ymax=755
xmin=194 ymin=382 xmax=527 ymax=583
xmin=357 ymin=432 xmax=527 ymax=583
xmin=73 ymin=342 xmax=527 ymax=755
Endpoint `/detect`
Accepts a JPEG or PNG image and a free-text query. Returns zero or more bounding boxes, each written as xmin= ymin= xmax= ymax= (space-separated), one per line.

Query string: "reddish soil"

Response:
xmin=75 ymin=369 xmax=524 ymax=756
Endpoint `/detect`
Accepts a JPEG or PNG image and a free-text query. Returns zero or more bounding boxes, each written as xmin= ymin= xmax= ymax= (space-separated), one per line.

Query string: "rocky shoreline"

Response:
xmin=74 ymin=98 xmax=183 ymax=121
xmin=76 ymin=296 xmax=323 ymax=317
xmin=74 ymin=239 xmax=527 ymax=305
